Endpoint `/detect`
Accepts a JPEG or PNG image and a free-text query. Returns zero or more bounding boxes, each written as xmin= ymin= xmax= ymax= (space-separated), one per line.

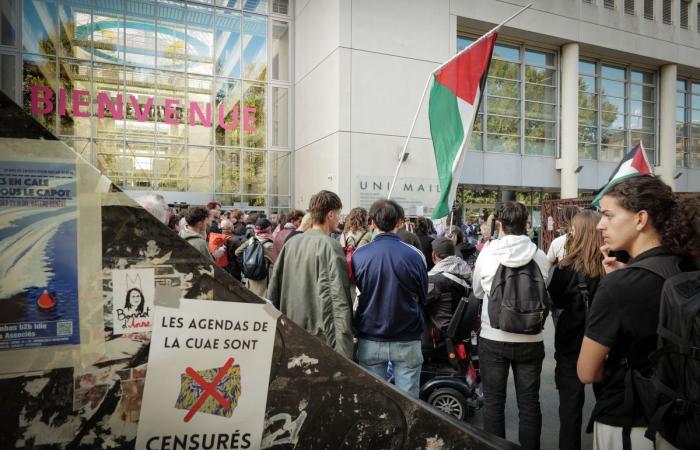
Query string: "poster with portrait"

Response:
xmin=0 ymin=160 xmax=80 ymax=351
xmin=111 ymin=269 xmax=155 ymax=335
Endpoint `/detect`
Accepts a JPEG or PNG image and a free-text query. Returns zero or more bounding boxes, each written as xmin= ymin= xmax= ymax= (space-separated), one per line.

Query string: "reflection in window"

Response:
xmin=188 ymin=147 xmax=213 ymax=192
xmin=123 ymin=0 xmax=155 ymax=67
xmin=1 ymin=0 xmax=18 ymax=46
xmin=215 ymin=8 xmax=241 ymax=79
xmin=578 ymin=60 xmax=656 ymax=162
xmin=95 ymin=140 xmax=125 ymax=187
xmin=457 ymin=36 xmax=556 ymax=156
xmin=216 ymin=148 xmax=241 ymax=192
xmin=676 ymin=79 xmax=700 ymax=168
xmin=58 ymin=59 xmax=92 ymax=137
xmin=243 ymin=150 xmax=266 ymax=195
xmin=123 ymin=141 xmax=155 ymax=190
xmin=124 ymin=66 xmax=157 ymax=139
xmin=188 ymin=76 xmax=214 ymax=146
xmin=578 ymin=61 xmax=597 ymax=159
xmin=214 ymin=78 xmax=241 ymax=146
xmin=243 ymin=0 xmax=267 ymax=14
xmin=153 ymin=144 xmax=186 ymax=191
xmin=59 ymin=0 xmax=90 ymax=59
xmin=271 ymin=87 xmax=288 ymax=147
xmin=271 ymin=20 xmax=289 ymax=81
xmin=93 ymin=0 xmax=124 ymax=63
xmin=23 ymin=0 xmax=57 ymax=55
xmin=19 ymin=1 xmax=292 ymax=206
xmin=243 ymin=13 xmax=267 ymax=80
xmin=23 ymin=54 xmax=57 ymax=133
xmin=268 ymin=151 xmax=290 ymax=196
xmin=186 ymin=4 xmax=214 ymax=75
xmin=243 ymin=81 xmax=265 ymax=148
xmin=157 ymin=0 xmax=186 ymax=70
xmin=155 ymin=71 xmax=186 ymax=143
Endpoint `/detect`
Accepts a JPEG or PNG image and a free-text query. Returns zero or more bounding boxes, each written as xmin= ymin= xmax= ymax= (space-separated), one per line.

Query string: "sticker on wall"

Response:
xmin=0 ymin=160 xmax=80 ymax=351
xmin=136 ymin=299 xmax=277 ymax=450
xmin=111 ymin=269 xmax=155 ymax=335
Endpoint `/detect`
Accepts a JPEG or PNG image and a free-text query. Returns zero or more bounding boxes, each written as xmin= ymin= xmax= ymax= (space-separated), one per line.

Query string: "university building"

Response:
xmin=1 ymin=0 xmax=699 ymax=217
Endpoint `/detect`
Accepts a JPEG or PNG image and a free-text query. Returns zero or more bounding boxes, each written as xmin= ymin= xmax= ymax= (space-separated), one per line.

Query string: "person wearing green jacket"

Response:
xmin=268 ymin=190 xmax=354 ymax=359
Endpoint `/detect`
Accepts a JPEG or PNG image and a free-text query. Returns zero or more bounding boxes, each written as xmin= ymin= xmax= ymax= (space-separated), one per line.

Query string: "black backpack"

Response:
xmin=241 ymin=238 xmax=271 ymax=281
xmin=642 ymin=270 xmax=700 ymax=449
xmin=488 ymin=260 xmax=550 ymax=335
xmin=593 ymin=255 xmax=697 ymax=450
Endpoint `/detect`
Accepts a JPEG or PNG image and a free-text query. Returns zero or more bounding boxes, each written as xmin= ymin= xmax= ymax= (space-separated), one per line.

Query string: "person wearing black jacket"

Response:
xmin=547 ymin=210 xmax=605 ymax=450
xmin=415 ymin=217 xmax=435 ymax=271
xmin=223 ymin=220 xmax=247 ymax=281
xmin=422 ymin=238 xmax=471 ymax=351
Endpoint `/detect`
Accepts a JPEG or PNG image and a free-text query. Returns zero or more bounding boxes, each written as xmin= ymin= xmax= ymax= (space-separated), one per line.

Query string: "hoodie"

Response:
xmin=473 ymin=234 xmax=550 ymax=343
xmin=179 ymin=227 xmax=214 ymax=262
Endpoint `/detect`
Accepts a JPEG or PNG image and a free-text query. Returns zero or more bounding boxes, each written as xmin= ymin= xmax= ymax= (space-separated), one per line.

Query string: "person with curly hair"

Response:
xmin=578 ymin=175 xmax=700 ymax=450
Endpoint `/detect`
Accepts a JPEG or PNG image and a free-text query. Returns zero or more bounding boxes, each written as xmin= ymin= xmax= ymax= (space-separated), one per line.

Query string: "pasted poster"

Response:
xmin=111 ymin=269 xmax=155 ymax=335
xmin=137 ymin=299 xmax=277 ymax=450
xmin=0 ymin=161 xmax=79 ymax=350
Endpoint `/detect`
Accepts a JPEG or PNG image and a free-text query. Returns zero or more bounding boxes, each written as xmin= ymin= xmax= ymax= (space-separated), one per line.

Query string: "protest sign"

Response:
xmin=136 ymin=299 xmax=277 ymax=450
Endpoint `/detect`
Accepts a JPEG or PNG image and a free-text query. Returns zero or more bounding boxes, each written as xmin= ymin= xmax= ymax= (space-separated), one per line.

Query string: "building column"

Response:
xmin=658 ymin=64 xmax=677 ymax=190
xmin=557 ymin=42 xmax=579 ymax=199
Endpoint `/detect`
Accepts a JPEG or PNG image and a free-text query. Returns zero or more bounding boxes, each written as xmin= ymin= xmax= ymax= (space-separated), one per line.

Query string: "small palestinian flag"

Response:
xmin=592 ymin=142 xmax=653 ymax=207
xmin=429 ymin=32 xmax=497 ymax=219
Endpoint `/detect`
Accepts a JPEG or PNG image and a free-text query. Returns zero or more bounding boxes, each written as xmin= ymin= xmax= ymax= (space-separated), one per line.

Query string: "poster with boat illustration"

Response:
xmin=0 ymin=160 xmax=80 ymax=350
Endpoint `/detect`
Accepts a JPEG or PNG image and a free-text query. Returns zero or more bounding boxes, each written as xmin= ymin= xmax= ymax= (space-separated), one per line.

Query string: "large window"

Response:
xmin=457 ymin=36 xmax=557 ymax=157
xmin=676 ymin=79 xmax=700 ymax=168
xmin=578 ymin=60 xmax=656 ymax=162
xmin=21 ymin=0 xmax=292 ymax=212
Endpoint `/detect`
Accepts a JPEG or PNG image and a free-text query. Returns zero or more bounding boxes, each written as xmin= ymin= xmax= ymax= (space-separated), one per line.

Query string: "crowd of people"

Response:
xmin=137 ymin=174 xmax=700 ymax=450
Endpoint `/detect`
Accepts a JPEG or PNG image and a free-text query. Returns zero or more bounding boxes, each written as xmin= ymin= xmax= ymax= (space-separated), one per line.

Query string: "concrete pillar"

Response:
xmin=658 ymin=64 xmax=677 ymax=190
xmin=557 ymin=42 xmax=579 ymax=199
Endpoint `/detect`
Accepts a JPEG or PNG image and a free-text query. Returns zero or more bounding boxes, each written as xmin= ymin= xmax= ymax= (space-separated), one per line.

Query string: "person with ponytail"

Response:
xmin=577 ymin=175 xmax=700 ymax=450
xmin=548 ymin=209 xmax=606 ymax=450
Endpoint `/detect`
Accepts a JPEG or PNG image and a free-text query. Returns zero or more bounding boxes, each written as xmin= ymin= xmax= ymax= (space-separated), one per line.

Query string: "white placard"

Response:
xmin=136 ymin=299 xmax=277 ymax=450
xmin=112 ymin=268 xmax=156 ymax=335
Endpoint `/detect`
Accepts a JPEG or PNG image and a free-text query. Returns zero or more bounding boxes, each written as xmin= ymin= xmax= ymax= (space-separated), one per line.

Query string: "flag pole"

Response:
xmin=387 ymin=2 xmax=533 ymax=200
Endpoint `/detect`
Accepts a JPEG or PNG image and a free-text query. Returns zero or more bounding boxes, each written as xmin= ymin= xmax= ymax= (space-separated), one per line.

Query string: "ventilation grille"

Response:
xmin=605 ymin=0 xmax=615 ymax=9
xmin=625 ymin=0 xmax=635 ymax=14
xmin=272 ymin=0 xmax=289 ymax=15
xmin=644 ymin=0 xmax=654 ymax=19
xmin=663 ymin=0 xmax=672 ymax=24
xmin=681 ymin=0 xmax=689 ymax=28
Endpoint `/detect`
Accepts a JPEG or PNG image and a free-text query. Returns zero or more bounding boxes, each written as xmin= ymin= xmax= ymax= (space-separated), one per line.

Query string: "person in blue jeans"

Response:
xmin=472 ymin=201 xmax=549 ymax=450
xmin=351 ymin=198 xmax=428 ymax=398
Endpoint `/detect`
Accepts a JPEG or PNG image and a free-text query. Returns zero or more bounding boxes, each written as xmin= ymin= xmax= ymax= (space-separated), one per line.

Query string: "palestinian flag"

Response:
xmin=592 ymin=142 xmax=653 ymax=207
xmin=429 ymin=32 xmax=497 ymax=219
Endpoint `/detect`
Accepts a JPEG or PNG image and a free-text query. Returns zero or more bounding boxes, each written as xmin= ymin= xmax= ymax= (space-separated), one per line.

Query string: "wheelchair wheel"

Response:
xmin=427 ymin=388 xmax=468 ymax=420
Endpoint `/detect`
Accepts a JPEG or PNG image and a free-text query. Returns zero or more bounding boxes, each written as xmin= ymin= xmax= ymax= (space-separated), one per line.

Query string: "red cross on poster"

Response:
xmin=136 ymin=299 xmax=278 ymax=450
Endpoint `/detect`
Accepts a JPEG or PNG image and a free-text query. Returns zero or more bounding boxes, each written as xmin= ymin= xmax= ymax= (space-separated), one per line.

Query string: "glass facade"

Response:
xmin=20 ymin=0 xmax=291 ymax=211
xmin=676 ymin=79 xmax=700 ymax=168
xmin=578 ymin=60 xmax=656 ymax=162
xmin=458 ymin=36 xmax=557 ymax=157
